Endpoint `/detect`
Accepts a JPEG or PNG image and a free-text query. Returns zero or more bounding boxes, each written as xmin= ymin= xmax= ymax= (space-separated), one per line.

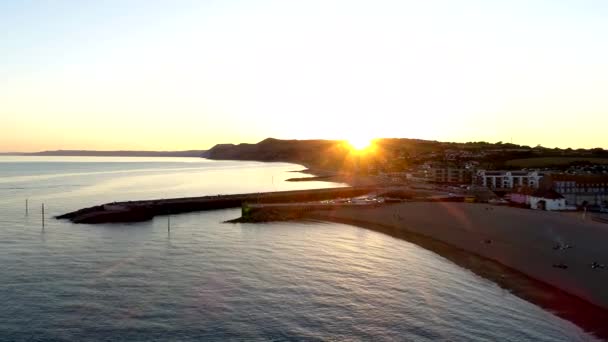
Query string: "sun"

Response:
xmin=347 ymin=137 xmax=373 ymax=151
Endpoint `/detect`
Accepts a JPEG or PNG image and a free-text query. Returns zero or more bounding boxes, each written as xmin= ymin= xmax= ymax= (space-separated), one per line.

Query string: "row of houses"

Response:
xmin=427 ymin=167 xmax=543 ymax=189
xmin=541 ymin=174 xmax=608 ymax=208
xmin=426 ymin=166 xmax=608 ymax=210
xmin=502 ymin=174 xmax=608 ymax=210
xmin=508 ymin=188 xmax=568 ymax=211
xmin=431 ymin=167 xmax=473 ymax=184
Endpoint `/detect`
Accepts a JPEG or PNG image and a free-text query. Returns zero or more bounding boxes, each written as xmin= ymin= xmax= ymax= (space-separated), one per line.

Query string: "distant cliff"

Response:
xmin=202 ymin=137 xmax=458 ymax=171
xmin=203 ymin=137 xmax=608 ymax=172
xmin=203 ymin=138 xmax=350 ymax=169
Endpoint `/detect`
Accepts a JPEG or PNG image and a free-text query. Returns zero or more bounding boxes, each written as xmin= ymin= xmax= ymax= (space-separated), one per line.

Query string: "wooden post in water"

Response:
xmin=167 ymin=214 xmax=171 ymax=232
xmin=26 ymin=199 xmax=29 ymax=216
xmin=42 ymin=203 xmax=45 ymax=228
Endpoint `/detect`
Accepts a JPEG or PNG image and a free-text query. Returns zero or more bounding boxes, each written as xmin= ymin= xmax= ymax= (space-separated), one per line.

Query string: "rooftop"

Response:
xmin=548 ymin=174 xmax=608 ymax=184
xmin=532 ymin=189 xmax=565 ymax=199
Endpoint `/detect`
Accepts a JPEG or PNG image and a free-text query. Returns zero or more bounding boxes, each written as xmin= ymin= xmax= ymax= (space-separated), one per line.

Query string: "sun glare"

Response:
xmin=347 ymin=137 xmax=373 ymax=151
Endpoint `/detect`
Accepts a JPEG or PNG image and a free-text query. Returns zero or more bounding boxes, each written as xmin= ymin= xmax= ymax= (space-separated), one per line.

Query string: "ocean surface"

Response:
xmin=0 ymin=156 xmax=599 ymax=341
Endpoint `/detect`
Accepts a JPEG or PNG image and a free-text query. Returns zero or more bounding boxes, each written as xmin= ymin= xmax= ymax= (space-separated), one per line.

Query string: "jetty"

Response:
xmin=56 ymin=187 xmax=379 ymax=224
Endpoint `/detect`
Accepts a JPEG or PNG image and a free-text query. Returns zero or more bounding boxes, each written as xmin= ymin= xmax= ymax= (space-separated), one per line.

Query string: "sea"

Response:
xmin=0 ymin=156 xmax=599 ymax=341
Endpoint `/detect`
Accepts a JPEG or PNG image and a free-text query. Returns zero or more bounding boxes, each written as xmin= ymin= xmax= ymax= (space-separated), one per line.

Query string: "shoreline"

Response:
xmin=234 ymin=202 xmax=608 ymax=339
xmin=307 ymin=214 xmax=608 ymax=340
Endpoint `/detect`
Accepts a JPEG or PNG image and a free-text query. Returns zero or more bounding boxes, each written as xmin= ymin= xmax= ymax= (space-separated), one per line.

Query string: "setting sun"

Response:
xmin=347 ymin=137 xmax=373 ymax=151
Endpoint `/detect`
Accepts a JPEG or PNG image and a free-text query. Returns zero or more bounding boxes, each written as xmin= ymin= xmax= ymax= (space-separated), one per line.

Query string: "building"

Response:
xmin=508 ymin=187 xmax=535 ymax=206
xmin=430 ymin=167 xmax=473 ymax=184
xmin=476 ymin=170 xmax=543 ymax=190
xmin=541 ymin=174 xmax=608 ymax=206
xmin=379 ymin=172 xmax=408 ymax=183
xmin=529 ymin=189 xmax=566 ymax=211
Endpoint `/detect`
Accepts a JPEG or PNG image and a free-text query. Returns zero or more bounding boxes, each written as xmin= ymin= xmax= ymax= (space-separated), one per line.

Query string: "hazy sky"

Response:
xmin=1 ymin=0 xmax=607 ymax=152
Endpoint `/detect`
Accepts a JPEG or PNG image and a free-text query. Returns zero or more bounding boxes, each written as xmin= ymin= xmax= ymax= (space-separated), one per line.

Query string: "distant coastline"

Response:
xmin=0 ymin=150 xmax=207 ymax=158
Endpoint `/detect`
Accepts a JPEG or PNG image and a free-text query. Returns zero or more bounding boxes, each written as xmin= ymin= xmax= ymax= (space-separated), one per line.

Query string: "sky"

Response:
xmin=1 ymin=0 xmax=607 ymax=152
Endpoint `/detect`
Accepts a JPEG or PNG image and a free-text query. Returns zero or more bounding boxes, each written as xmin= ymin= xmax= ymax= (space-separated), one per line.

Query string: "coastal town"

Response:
xmin=202 ymin=137 xmax=608 ymax=218
xmin=58 ymin=137 xmax=608 ymax=224
xmin=375 ymin=145 xmax=608 ymax=218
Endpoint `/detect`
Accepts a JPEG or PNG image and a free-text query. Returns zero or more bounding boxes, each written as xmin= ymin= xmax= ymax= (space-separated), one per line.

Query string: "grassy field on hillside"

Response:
xmin=506 ymin=157 xmax=608 ymax=168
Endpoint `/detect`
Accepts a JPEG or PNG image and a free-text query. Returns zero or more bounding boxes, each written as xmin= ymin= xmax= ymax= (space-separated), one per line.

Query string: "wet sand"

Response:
xmin=306 ymin=202 xmax=608 ymax=339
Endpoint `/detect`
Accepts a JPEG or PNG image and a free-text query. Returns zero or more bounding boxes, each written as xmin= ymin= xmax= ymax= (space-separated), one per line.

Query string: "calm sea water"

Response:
xmin=0 ymin=156 xmax=598 ymax=341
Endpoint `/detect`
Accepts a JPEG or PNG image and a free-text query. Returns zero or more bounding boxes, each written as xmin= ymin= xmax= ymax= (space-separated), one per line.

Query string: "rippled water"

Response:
xmin=0 ymin=157 xmax=599 ymax=341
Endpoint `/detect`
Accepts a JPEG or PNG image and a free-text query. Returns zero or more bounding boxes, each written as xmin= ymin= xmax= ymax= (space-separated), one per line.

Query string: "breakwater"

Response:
xmin=227 ymin=202 xmax=382 ymax=223
xmin=57 ymin=187 xmax=378 ymax=224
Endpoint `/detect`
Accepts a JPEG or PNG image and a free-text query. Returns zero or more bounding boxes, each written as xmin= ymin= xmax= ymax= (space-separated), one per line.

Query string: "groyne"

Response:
xmin=56 ymin=187 xmax=378 ymax=224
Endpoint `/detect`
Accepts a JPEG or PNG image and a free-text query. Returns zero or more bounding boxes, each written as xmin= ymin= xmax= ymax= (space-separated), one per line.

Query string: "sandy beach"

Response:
xmin=305 ymin=202 xmax=608 ymax=337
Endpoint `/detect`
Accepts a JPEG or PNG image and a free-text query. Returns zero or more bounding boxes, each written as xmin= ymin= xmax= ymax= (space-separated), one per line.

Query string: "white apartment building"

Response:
xmin=477 ymin=170 xmax=543 ymax=190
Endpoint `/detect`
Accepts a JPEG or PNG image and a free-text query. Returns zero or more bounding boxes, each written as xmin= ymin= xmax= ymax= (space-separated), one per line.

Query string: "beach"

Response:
xmin=303 ymin=202 xmax=608 ymax=336
xmin=308 ymin=203 xmax=608 ymax=307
